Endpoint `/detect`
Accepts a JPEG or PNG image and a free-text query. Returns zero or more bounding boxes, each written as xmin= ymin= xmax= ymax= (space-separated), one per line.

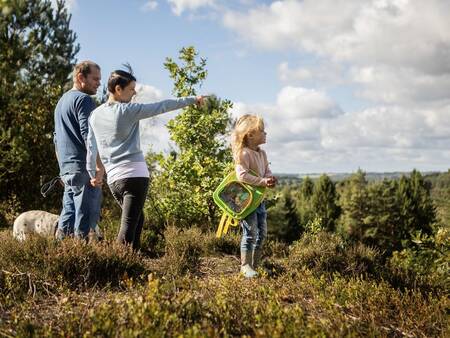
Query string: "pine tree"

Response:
xmin=311 ymin=174 xmax=340 ymax=231
xmin=295 ymin=176 xmax=314 ymax=230
xmin=337 ymin=169 xmax=370 ymax=239
xmin=268 ymin=187 xmax=301 ymax=243
xmin=396 ymin=170 xmax=436 ymax=248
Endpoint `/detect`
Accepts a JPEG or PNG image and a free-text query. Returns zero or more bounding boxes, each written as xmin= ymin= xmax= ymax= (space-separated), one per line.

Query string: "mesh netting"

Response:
xmin=219 ymin=182 xmax=251 ymax=213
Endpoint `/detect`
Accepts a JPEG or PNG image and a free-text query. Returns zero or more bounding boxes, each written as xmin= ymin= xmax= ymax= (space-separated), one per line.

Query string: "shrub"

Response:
xmin=160 ymin=226 xmax=205 ymax=277
xmin=0 ymin=231 xmax=148 ymax=294
xmin=387 ymin=227 xmax=449 ymax=292
xmin=203 ymin=230 xmax=240 ymax=256
xmin=288 ymin=231 xmax=381 ymax=278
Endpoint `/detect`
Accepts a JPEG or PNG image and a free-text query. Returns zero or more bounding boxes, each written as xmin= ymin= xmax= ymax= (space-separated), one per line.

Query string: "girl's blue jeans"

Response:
xmin=240 ymin=202 xmax=267 ymax=253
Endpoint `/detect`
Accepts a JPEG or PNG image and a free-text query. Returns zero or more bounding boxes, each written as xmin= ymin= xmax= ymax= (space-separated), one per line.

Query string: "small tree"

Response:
xmin=295 ymin=176 xmax=314 ymax=230
xmin=310 ymin=174 xmax=340 ymax=231
xmin=145 ymin=47 xmax=233 ymax=230
xmin=396 ymin=170 xmax=436 ymax=246
xmin=268 ymin=187 xmax=301 ymax=243
xmin=337 ymin=169 xmax=370 ymax=239
xmin=338 ymin=169 xmax=437 ymax=257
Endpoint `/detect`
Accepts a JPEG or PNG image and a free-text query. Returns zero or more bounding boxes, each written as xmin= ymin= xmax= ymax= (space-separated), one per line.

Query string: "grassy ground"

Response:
xmin=0 ymin=226 xmax=448 ymax=337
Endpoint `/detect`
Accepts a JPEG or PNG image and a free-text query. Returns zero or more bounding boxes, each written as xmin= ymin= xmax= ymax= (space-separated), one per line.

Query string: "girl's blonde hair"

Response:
xmin=231 ymin=114 xmax=265 ymax=163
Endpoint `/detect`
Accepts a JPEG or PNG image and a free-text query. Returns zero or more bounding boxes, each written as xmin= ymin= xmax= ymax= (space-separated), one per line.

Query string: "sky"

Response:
xmin=60 ymin=0 xmax=450 ymax=174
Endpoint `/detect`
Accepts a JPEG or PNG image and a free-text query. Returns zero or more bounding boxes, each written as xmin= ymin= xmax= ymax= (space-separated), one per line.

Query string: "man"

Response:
xmin=54 ymin=61 xmax=103 ymax=240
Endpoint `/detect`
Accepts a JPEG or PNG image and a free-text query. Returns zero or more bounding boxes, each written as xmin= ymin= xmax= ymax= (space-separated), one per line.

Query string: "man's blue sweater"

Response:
xmin=54 ymin=89 xmax=97 ymax=175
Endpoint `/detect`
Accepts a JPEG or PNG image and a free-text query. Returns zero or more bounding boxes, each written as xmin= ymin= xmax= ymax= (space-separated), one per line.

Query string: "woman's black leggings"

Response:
xmin=109 ymin=177 xmax=149 ymax=250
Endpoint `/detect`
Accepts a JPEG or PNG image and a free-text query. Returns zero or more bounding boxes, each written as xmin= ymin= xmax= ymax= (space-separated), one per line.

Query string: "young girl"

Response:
xmin=86 ymin=66 xmax=205 ymax=250
xmin=232 ymin=114 xmax=277 ymax=278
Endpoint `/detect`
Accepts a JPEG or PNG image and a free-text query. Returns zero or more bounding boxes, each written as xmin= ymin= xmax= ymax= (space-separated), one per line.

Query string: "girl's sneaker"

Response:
xmin=240 ymin=264 xmax=258 ymax=278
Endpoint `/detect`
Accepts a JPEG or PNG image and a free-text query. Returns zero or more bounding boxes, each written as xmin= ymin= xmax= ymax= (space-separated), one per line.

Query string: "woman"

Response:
xmin=87 ymin=67 xmax=205 ymax=249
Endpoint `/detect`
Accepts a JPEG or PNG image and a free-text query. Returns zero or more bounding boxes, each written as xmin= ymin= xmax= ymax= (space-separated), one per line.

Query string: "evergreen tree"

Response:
xmin=338 ymin=169 xmax=437 ymax=256
xmin=363 ymin=179 xmax=401 ymax=254
xmin=295 ymin=176 xmax=314 ymax=230
xmin=337 ymin=169 xmax=370 ymax=239
xmin=268 ymin=187 xmax=301 ymax=243
xmin=311 ymin=174 xmax=340 ymax=231
xmin=0 ymin=0 xmax=79 ymax=224
xmin=300 ymin=176 xmax=314 ymax=199
xmin=396 ymin=170 xmax=436 ymax=246
xmin=145 ymin=47 xmax=233 ymax=230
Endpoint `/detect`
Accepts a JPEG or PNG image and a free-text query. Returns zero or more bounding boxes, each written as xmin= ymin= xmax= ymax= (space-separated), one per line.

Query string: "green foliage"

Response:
xmin=338 ymin=170 xmax=437 ymax=256
xmin=310 ymin=174 xmax=340 ymax=231
xmin=337 ymin=169 xmax=370 ymax=239
xmin=0 ymin=231 xmax=148 ymax=300
xmin=267 ymin=187 xmax=302 ymax=243
xmin=388 ymin=225 xmax=450 ymax=291
xmin=288 ymin=231 xmax=381 ymax=278
xmin=145 ymin=47 xmax=233 ymax=230
xmin=160 ymin=226 xmax=205 ymax=277
xmin=4 ymin=268 xmax=448 ymax=337
xmin=0 ymin=226 xmax=448 ymax=337
xmin=294 ymin=176 xmax=314 ymax=230
xmin=0 ymin=0 xmax=79 ymax=223
xmin=427 ymin=170 xmax=450 ymax=224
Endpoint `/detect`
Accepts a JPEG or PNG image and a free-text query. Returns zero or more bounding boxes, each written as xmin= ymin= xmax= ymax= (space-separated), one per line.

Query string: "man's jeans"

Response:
xmin=57 ymin=171 xmax=102 ymax=239
xmin=240 ymin=202 xmax=267 ymax=253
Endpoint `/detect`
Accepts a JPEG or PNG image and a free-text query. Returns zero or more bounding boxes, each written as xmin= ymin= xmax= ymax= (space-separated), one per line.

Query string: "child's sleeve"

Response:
xmin=262 ymin=150 xmax=273 ymax=178
xmin=236 ymin=150 xmax=266 ymax=186
xmin=125 ymin=97 xmax=197 ymax=121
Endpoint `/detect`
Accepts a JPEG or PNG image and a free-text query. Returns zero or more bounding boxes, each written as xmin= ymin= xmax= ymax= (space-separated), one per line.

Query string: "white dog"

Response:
xmin=13 ymin=210 xmax=103 ymax=241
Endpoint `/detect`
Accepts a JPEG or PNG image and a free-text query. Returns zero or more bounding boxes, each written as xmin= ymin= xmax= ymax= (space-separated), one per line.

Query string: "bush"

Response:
xmin=385 ymin=226 xmax=449 ymax=293
xmin=8 ymin=272 xmax=448 ymax=337
xmin=160 ymin=226 xmax=205 ymax=277
xmin=203 ymin=230 xmax=240 ymax=256
xmin=0 ymin=231 xmax=148 ymax=295
xmin=288 ymin=231 xmax=381 ymax=278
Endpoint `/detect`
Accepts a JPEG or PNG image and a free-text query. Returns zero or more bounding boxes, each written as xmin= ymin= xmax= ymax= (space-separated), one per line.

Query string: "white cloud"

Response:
xmin=320 ymin=106 xmax=435 ymax=150
xmin=132 ymin=84 xmax=174 ymax=154
xmin=223 ymin=0 xmax=450 ymax=106
xmin=141 ymin=1 xmax=158 ymax=12
xmin=134 ymin=83 xmax=163 ymax=103
xmin=138 ymin=0 xmax=450 ymax=172
xmin=230 ymin=86 xmax=450 ymax=173
xmin=167 ymin=0 xmax=215 ymax=16
xmin=278 ymin=62 xmax=312 ymax=82
xmin=276 ymin=86 xmax=343 ymax=119
xmin=351 ymin=65 xmax=450 ymax=104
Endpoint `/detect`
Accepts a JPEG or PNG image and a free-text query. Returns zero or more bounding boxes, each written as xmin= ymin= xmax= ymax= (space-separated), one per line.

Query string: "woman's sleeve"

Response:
xmin=235 ymin=151 xmax=266 ymax=186
xmin=126 ymin=97 xmax=197 ymax=121
xmin=86 ymin=120 xmax=98 ymax=179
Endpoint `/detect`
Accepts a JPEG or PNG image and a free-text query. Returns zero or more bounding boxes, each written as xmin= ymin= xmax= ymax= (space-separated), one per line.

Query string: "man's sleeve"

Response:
xmin=86 ymin=120 xmax=98 ymax=179
xmin=77 ymin=96 xmax=97 ymax=143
